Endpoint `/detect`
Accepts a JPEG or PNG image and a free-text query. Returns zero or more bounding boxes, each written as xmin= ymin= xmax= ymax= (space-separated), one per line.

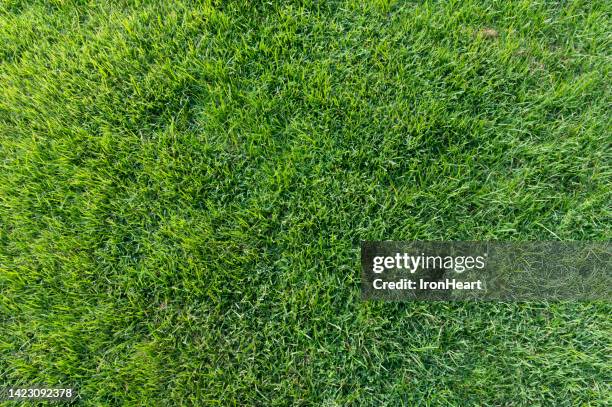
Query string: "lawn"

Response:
xmin=0 ymin=0 xmax=610 ymax=405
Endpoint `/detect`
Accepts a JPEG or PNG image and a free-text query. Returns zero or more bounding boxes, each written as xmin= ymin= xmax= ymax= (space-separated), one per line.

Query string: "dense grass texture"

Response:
xmin=1 ymin=0 xmax=611 ymax=405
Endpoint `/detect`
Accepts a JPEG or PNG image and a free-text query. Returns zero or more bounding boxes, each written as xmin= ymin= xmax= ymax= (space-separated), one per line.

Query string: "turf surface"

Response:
xmin=0 ymin=0 xmax=611 ymax=405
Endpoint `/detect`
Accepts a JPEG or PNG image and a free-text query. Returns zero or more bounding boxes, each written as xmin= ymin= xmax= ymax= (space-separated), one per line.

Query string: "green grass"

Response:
xmin=0 ymin=0 xmax=611 ymax=405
